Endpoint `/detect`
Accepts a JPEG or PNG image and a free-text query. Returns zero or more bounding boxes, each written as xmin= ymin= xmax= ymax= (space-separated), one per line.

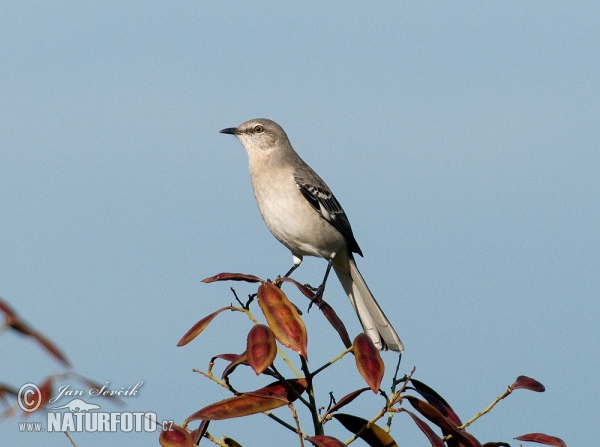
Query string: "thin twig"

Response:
xmin=288 ymin=403 xmax=305 ymax=447
xmin=64 ymin=431 xmax=78 ymax=447
xmin=204 ymin=431 xmax=228 ymax=446
xmin=460 ymin=387 xmax=512 ymax=430
xmin=311 ymin=346 xmax=353 ymax=376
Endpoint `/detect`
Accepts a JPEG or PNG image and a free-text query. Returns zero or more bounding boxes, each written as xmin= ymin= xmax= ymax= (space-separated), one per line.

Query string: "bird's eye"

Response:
xmin=253 ymin=125 xmax=264 ymax=133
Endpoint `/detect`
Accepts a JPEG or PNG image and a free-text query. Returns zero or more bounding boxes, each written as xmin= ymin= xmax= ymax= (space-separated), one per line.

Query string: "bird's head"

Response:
xmin=220 ymin=118 xmax=290 ymax=153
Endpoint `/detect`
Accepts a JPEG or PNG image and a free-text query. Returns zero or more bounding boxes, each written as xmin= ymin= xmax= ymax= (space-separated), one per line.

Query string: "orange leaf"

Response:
xmin=257 ymin=283 xmax=308 ymax=359
xmin=177 ymin=306 xmax=234 ymax=346
xmin=185 ymin=379 xmax=307 ymax=422
xmin=246 ymin=324 xmax=277 ymax=375
xmin=353 ymin=333 xmax=384 ymax=393
xmin=159 ymin=423 xmax=195 ymax=447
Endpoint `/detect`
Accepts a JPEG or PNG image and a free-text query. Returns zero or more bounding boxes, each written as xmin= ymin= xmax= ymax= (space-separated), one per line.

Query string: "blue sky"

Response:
xmin=1 ymin=2 xmax=598 ymax=446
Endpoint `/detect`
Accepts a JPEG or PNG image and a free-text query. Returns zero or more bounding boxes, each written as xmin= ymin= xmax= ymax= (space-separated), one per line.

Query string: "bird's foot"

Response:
xmin=306 ymin=283 xmax=325 ymax=312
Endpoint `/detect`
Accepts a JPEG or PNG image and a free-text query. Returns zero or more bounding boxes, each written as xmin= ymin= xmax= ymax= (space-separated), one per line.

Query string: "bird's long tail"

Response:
xmin=334 ymin=259 xmax=404 ymax=352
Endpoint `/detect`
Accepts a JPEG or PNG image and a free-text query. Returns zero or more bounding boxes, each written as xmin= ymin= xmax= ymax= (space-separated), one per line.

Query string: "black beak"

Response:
xmin=219 ymin=127 xmax=241 ymax=135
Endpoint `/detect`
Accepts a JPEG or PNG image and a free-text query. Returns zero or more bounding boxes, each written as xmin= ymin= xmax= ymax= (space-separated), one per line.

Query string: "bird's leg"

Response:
xmin=283 ymin=263 xmax=300 ymax=278
xmin=283 ymin=255 xmax=303 ymax=278
xmin=308 ymin=254 xmax=335 ymax=311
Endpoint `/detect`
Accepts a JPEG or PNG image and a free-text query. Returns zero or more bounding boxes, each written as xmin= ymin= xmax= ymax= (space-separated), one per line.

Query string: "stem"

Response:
xmin=460 ymin=387 xmax=512 ymax=430
xmin=300 ymin=356 xmax=323 ymax=435
xmin=311 ymin=346 xmax=353 ymax=376
xmin=386 ymin=353 xmax=403 ymax=431
xmin=288 ymin=403 xmax=305 ymax=447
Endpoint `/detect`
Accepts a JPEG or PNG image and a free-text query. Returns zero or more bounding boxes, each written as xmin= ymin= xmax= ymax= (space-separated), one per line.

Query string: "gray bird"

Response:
xmin=220 ymin=118 xmax=403 ymax=352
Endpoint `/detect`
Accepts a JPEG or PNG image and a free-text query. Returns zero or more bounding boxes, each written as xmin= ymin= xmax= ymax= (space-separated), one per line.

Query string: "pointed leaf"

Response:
xmin=223 ymin=437 xmax=244 ymax=447
xmin=515 ymin=433 xmax=567 ymax=447
xmin=246 ymin=324 xmax=277 ymax=375
xmin=409 ymin=378 xmax=462 ymax=425
xmin=213 ymin=353 xmax=241 ymax=362
xmin=307 ymin=435 xmax=348 ymax=447
xmin=316 ymin=300 xmax=352 ymax=348
xmin=190 ymin=420 xmax=209 ymax=445
xmin=509 ymin=376 xmax=545 ymax=392
xmin=257 ymin=282 xmax=308 ymax=359
xmin=202 ymin=273 xmax=262 ymax=283
xmin=405 ymin=396 xmax=482 ymax=447
xmin=177 ymin=306 xmax=234 ymax=346
xmin=221 ymin=353 xmax=248 ymax=379
xmin=159 ymin=423 xmax=195 ymax=447
xmin=333 ymin=413 xmax=398 ymax=447
xmin=277 ymin=276 xmax=316 ymax=299
xmin=29 ymin=329 xmax=71 ymax=368
xmin=0 ymin=299 xmax=18 ymax=319
xmin=185 ymin=379 xmax=307 ymax=422
xmin=323 ymin=387 xmax=370 ymax=420
xmin=279 ymin=277 xmax=351 ymax=347
xmin=353 ymin=333 xmax=384 ymax=393
xmin=404 ymin=410 xmax=446 ymax=447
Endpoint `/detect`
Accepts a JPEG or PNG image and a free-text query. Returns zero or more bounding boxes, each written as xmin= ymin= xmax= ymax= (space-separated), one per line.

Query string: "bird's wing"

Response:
xmin=294 ymin=176 xmax=363 ymax=256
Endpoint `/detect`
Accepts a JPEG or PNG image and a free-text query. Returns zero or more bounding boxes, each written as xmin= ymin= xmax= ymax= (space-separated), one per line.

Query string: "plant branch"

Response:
xmin=311 ymin=346 xmax=353 ymax=376
xmin=300 ymin=356 xmax=323 ymax=435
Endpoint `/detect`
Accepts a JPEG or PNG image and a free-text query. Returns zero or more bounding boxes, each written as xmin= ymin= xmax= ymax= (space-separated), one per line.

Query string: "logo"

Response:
xmin=17 ymin=383 xmax=42 ymax=413
xmin=50 ymin=398 xmax=101 ymax=412
xmin=17 ymin=380 xmax=173 ymax=434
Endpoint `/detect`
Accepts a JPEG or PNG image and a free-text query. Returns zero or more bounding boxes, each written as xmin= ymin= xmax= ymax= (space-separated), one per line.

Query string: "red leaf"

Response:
xmin=189 ymin=420 xmax=209 ymax=445
xmin=1 ymin=301 xmax=71 ymax=367
xmin=279 ymin=277 xmax=351 ymax=348
xmin=509 ymin=376 xmax=545 ymax=392
xmin=159 ymin=423 xmax=195 ymax=447
xmin=185 ymin=379 xmax=307 ymax=422
xmin=515 ymin=433 xmax=567 ymax=447
xmin=257 ymin=283 xmax=308 ymax=359
xmin=246 ymin=324 xmax=277 ymax=375
xmin=333 ymin=413 xmax=398 ymax=447
xmin=405 ymin=396 xmax=482 ymax=447
xmin=221 ymin=353 xmax=248 ymax=379
xmin=307 ymin=435 xmax=348 ymax=447
xmin=404 ymin=410 xmax=446 ymax=447
xmin=202 ymin=273 xmax=262 ymax=283
xmin=409 ymin=378 xmax=462 ymax=426
xmin=316 ymin=300 xmax=352 ymax=348
xmin=353 ymin=333 xmax=384 ymax=393
xmin=177 ymin=306 xmax=234 ymax=346
xmin=213 ymin=353 xmax=241 ymax=362
xmin=277 ymin=276 xmax=316 ymax=299
xmin=322 ymin=387 xmax=370 ymax=420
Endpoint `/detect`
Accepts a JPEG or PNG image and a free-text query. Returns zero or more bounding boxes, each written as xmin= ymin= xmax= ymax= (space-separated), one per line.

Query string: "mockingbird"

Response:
xmin=220 ymin=118 xmax=404 ymax=352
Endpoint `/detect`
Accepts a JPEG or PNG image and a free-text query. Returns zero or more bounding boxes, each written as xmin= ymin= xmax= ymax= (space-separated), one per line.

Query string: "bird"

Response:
xmin=220 ymin=118 xmax=403 ymax=352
